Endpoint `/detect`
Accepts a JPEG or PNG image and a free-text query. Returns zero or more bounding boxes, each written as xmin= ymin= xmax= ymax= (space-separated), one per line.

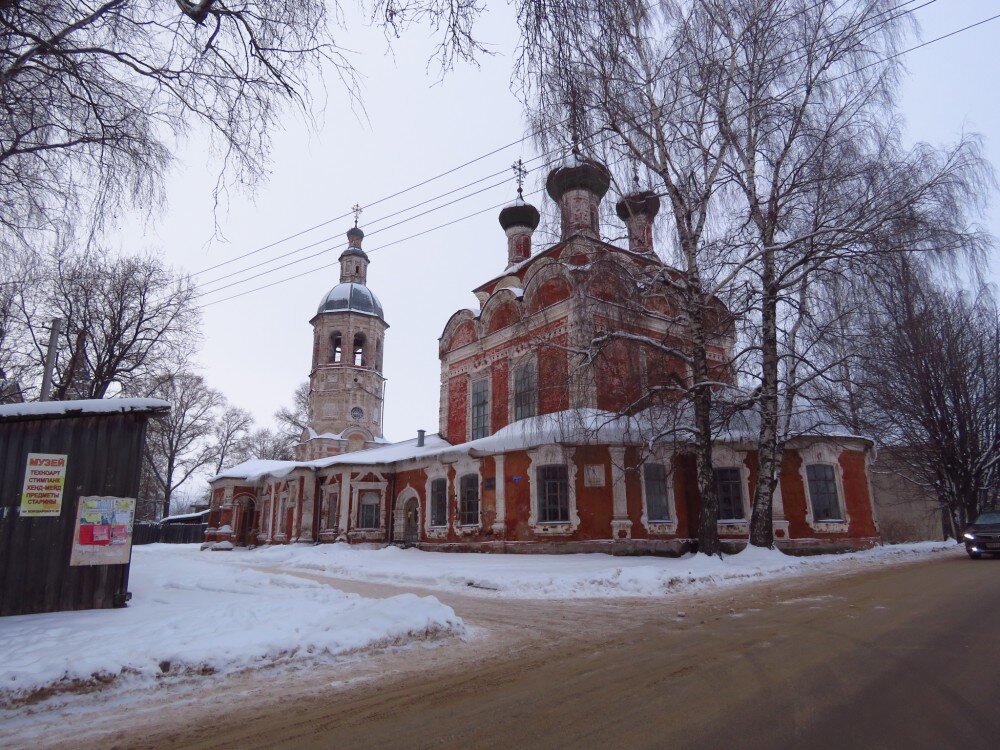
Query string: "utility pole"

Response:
xmin=39 ymin=317 xmax=63 ymax=402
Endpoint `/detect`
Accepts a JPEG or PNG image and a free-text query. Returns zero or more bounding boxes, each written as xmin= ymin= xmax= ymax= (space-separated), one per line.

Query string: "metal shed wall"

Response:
xmin=0 ymin=411 xmax=153 ymax=616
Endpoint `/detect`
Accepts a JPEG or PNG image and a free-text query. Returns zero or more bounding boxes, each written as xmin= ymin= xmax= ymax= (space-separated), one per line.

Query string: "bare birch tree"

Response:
xmin=140 ymin=370 xmax=223 ymax=519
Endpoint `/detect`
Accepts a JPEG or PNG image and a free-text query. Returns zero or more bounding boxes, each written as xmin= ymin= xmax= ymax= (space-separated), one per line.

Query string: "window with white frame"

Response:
xmin=643 ymin=463 xmax=671 ymax=521
xmin=430 ymin=477 xmax=448 ymax=527
xmin=358 ymin=491 xmax=380 ymax=529
xmin=470 ymin=378 xmax=489 ymax=439
xmin=714 ymin=467 xmax=745 ymax=520
xmin=459 ymin=474 xmax=480 ymax=525
xmin=537 ymin=464 xmax=570 ymax=523
xmin=513 ymin=363 xmax=536 ymax=421
xmin=806 ymin=464 xmax=843 ymax=521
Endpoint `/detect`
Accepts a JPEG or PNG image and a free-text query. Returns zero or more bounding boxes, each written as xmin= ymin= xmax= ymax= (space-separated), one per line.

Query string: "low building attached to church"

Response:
xmin=207 ymin=157 xmax=881 ymax=554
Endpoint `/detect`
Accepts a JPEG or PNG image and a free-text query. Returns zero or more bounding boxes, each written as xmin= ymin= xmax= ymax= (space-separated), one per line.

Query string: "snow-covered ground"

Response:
xmin=0 ymin=540 xmax=958 ymax=704
xmin=225 ymin=539 xmax=959 ymax=599
xmin=0 ymin=544 xmax=462 ymax=703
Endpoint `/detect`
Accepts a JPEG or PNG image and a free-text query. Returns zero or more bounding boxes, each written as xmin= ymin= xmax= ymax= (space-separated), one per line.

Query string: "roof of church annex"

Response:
xmin=316 ymin=281 xmax=385 ymax=320
xmin=211 ymin=407 xmax=872 ymax=483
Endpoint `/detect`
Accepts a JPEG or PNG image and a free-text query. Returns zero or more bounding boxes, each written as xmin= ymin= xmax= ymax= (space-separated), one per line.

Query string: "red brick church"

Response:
xmin=206 ymin=157 xmax=880 ymax=554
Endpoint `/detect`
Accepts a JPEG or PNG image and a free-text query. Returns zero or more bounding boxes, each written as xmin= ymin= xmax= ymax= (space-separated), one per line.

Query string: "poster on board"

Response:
xmin=69 ymin=496 xmax=136 ymax=566
xmin=19 ymin=453 xmax=68 ymax=517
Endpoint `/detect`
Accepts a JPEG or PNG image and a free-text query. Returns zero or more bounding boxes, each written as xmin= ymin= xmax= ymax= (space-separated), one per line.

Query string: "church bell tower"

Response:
xmin=299 ymin=224 xmax=388 ymax=459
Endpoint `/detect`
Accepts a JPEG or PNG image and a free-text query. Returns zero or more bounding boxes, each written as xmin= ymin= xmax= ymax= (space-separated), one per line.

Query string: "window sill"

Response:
xmin=644 ymin=521 xmax=678 ymax=535
xmin=456 ymin=524 xmax=482 ymax=536
xmin=809 ymin=521 xmax=849 ymax=533
xmin=717 ymin=521 xmax=749 ymax=534
xmin=531 ymin=523 xmax=574 ymax=536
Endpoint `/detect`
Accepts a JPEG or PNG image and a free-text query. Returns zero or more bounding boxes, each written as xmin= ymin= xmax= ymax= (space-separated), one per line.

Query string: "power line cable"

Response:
xmin=199 ymin=0 xmax=968 ymax=308
xmin=190 ymin=0 xmax=859 ymax=279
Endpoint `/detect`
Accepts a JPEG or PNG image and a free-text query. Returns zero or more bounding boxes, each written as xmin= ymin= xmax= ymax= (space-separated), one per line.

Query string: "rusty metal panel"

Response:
xmin=0 ymin=411 xmax=154 ymax=616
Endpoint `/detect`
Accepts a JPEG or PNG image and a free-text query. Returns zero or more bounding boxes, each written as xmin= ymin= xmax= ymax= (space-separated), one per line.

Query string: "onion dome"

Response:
xmin=545 ymin=158 xmax=612 ymax=203
xmin=317 ymin=282 xmax=385 ymax=319
xmin=498 ymin=200 xmax=541 ymax=232
xmin=615 ymin=190 xmax=661 ymax=221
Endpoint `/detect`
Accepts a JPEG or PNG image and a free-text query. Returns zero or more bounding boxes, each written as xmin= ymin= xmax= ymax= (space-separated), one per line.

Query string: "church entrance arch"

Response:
xmin=394 ymin=487 xmax=421 ymax=546
xmin=403 ymin=498 xmax=419 ymax=545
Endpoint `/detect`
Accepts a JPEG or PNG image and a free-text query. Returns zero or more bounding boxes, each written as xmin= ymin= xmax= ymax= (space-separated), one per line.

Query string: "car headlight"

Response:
xmin=964 ymin=532 xmax=976 ymax=540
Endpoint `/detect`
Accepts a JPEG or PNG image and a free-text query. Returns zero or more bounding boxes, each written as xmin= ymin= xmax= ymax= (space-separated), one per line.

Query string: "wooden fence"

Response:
xmin=133 ymin=523 xmax=207 ymax=545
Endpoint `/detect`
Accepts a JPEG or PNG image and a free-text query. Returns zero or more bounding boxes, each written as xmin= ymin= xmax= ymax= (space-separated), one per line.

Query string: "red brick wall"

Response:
xmin=447 ymin=375 xmax=468 ymax=444
xmin=575 ymin=446 xmax=614 ymax=538
xmin=527 ymin=277 xmax=571 ymax=313
xmin=538 ymin=340 xmax=569 ymax=413
xmin=491 ymin=360 xmax=509 ymax=433
xmin=485 ymin=300 xmax=521 ymax=335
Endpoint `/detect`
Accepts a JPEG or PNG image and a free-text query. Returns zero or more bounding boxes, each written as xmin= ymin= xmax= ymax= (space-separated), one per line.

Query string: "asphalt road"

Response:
xmin=107 ymin=552 xmax=1000 ymax=750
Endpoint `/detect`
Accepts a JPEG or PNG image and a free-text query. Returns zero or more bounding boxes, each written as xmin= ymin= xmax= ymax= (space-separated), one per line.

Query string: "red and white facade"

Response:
xmin=206 ymin=158 xmax=881 ymax=554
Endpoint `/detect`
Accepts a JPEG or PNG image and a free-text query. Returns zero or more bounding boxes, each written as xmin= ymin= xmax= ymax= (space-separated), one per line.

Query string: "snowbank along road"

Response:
xmin=2 ymin=543 xmax=994 ymax=749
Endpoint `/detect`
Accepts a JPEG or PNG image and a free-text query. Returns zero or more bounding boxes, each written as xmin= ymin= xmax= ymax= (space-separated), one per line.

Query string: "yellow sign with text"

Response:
xmin=19 ymin=453 xmax=68 ymax=517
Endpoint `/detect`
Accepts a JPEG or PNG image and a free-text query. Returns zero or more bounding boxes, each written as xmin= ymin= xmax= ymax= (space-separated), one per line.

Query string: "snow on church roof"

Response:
xmin=212 ymin=407 xmax=871 ymax=483
xmin=316 ymin=282 xmax=385 ymax=320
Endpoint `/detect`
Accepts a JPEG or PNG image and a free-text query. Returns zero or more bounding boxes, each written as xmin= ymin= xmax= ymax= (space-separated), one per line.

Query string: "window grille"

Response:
xmin=470 ymin=379 xmax=489 ymax=439
xmin=537 ymin=464 xmax=569 ymax=523
xmin=459 ymin=474 xmax=479 ymax=526
xmin=514 ymin=363 xmax=536 ymax=421
xmin=713 ymin=467 xmax=745 ymax=520
xmin=806 ymin=464 xmax=842 ymax=521
xmin=643 ymin=463 xmax=671 ymax=521
xmin=430 ymin=478 xmax=448 ymax=527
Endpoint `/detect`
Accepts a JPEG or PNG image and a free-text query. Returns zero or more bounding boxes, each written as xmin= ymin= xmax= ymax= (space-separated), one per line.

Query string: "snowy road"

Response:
xmin=0 ymin=542 xmax=980 ymax=748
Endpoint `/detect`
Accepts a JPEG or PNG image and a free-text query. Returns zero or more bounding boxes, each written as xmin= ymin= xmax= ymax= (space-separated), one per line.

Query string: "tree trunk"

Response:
xmin=749 ymin=249 xmax=778 ymax=548
xmin=689 ymin=286 xmax=720 ymax=555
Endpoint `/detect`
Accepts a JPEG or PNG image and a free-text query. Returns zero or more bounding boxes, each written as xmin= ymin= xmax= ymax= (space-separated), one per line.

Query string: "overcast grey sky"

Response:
xmin=120 ymin=1 xmax=1000 ymax=444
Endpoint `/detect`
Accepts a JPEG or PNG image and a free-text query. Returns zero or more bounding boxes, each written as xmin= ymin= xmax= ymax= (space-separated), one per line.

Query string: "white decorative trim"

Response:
xmin=712 ymin=444 xmax=750 ymax=529
xmin=639 ymin=449 xmax=678 ymax=535
xmin=798 ymin=443 xmax=851 ymax=533
xmin=527 ymin=444 xmax=579 ymax=535
xmin=492 ymin=454 xmax=507 ymax=534
xmin=351 ymin=479 xmax=388 ymax=531
xmin=423 ymin=461 xmax=451 ymax=539
xmin=393 ymin=485 xmax=421 ymax=539
xmin=320 ymin=479 xmax=341 ymax=531
xmin=451 ymin=455 xmax=483 ymax=534
xmin=508 ymin=352 xmax=538 ymax=425
xmin=467 ymin=374 xmax=491 ymax=441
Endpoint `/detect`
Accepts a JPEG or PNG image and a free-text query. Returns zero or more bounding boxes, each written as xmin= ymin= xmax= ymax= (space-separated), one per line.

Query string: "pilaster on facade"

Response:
xmin=337 ymin=469 xmax=351 ymax=540
xmin=492 ymin=454 xmax=507 ymax=535
xmin=609 ymin=446 xmax=632 ymax=540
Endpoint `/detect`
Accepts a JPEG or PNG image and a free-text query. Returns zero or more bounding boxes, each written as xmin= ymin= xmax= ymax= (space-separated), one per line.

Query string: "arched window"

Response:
xmin=353 ymin=332 xmax=367 ymax=366
xmin=330 ymin=332 xmax=342 ymax=363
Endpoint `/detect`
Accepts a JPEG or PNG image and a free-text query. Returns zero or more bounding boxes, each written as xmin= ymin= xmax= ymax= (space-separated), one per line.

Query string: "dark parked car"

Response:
xmin=964 ymin=512 xmax=1000 ymax=559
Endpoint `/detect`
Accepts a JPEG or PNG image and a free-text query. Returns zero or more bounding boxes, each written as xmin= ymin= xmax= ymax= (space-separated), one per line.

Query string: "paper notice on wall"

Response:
xmin=19 ymin=453 xmax=68 ymax=517
xmin=70 ymin=496 xmax=136 ymax=566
